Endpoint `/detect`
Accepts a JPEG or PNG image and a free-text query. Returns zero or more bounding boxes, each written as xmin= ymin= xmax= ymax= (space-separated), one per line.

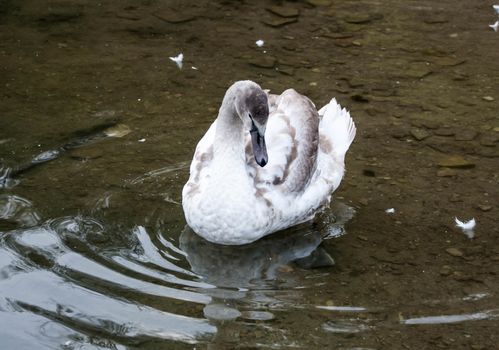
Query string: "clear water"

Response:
xmin=1 ymin=0 xmax=498 ymax=349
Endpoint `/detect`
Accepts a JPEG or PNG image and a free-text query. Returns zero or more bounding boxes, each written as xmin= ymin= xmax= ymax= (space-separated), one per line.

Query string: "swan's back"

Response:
xmin=248 ymin=90 xmax=355 ymax=197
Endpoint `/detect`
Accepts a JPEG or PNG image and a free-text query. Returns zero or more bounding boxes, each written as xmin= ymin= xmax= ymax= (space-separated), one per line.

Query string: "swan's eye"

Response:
xmin=248 ymin=113 xmax=253 ymax=120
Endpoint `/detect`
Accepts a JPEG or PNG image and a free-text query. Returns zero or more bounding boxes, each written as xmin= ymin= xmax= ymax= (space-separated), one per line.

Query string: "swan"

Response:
xmin=182 ymin=80 xmax=356 ymax=245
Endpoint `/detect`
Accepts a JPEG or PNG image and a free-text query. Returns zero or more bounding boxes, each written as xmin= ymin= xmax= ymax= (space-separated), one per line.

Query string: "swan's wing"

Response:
xmin=309 ymin=97 xmax=356 ymax=195
xmin=318 ymin=98 xmax=356 ymax=166
xmin=277 ymin=98 xmax=355 ymax=228
xmin=247 ymin=89 xmax=319 ymax=194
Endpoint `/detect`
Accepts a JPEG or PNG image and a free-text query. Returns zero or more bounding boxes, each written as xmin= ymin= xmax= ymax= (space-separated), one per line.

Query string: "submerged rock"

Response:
xmin=446 ymin=248 xmax=464 ymax=257
xmin=153 ymin=11 xmax=197 ymax=24
xmin=350 ymin=93 xmax=369 ymax=103
xmin=390 ymin=125 xmax=410 ymax=139
xmin=477 ymin=148 xmax=499 ymax=158
xmin=405 ymin=63 xmax=432 ymax=79
xmin=248 ymin=56 xmax=277 ymax=68
xmin=204 ymin=304 xmax=241 ymax=321
xmin=455 ymin=129 xmax=478 ymax=141
xmin=434 ymin=57 xmax=466 ymax=67
xmin=423 ymin=15 xmax=449 ymax=24
xmin=434 ymin=127 xmax=456 ymax=137
xmin=294 ymin=247 xmax=335 ymax=269
xmin=37 ymin=9 xmax=83 ymax=24
xmin=440 ymin=265 xmax=453 ymax=276
xmin=276 ymin=66 xmax=295 ymax=76
xmin=437 ymin=156 xmax=475 ymax=169
xmin=436 ymin=168 xmax=457 ymax=177
xmin=262 ymin=17 xmax=298 ymax=27
xmin=103 ymin=124 xmax=132 ymax=138
xmin=411 ymin=128 xmax=431 ymax=141
xmin=477 ymin=204 xmax=492 ymax=212
xmin=306 ymin=0 xmax=332 ymax=6
xmin=344 ymin=14 xmax=372 ymax=24
xmin=241 ymin=310 xmax=275 ymax=321
xmin=266 ymin=5 xmax=299 ymax=18
xmin=479 ymin=132 xmax=499 ymax=146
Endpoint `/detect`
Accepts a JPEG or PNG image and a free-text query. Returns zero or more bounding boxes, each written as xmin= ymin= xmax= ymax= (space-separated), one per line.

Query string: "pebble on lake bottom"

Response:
xmin=437 ymin=156 xmax=475 ymax=169
xmin=203 ymin=304 xmax=242 ymax=321
xmin=240 ymin=310 xmax=275 ymax=321
xmin=445 ymin=247 xmax=464 ymax=257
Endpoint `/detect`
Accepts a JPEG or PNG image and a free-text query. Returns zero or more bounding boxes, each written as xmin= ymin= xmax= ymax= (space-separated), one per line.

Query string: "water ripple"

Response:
xmin=56 ymin=252 xmax=211 ymax=304
xmin=1 ymin=270 xmax=216 ymax=343
xmin=0 ymin=194 xmax=41 ymax=229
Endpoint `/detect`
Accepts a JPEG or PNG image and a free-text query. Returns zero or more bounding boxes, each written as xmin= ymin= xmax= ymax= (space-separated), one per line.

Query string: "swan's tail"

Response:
xmin=318 ymin=98 xmax=356 ymax=165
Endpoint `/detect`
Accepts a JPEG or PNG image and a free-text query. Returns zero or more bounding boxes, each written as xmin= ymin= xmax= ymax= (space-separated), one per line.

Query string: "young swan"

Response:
xmin=182 ymin=80 xmax=356 ymax=245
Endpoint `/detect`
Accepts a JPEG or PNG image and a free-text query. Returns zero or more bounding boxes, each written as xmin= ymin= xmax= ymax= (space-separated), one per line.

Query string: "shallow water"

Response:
xmin=1 ymin=0 xmax=498 ymax=349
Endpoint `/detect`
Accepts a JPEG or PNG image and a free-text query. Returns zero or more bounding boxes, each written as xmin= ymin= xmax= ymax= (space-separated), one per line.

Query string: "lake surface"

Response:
xmin=1 ymin=0 xmax=498 ymax=349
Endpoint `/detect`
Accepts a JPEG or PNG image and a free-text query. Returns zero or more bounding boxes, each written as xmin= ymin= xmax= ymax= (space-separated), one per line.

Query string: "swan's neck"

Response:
xmin=213 ymin=95 xmax=246 ymax=169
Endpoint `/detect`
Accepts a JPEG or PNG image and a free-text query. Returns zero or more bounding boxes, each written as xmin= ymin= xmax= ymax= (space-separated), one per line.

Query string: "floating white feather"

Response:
xmin=255 ymin=39 xmax=264 ymax=47
xmin=455 ymin=217 xmax=476 ymax=231
xmin=490 ymin=21 xmax=499 ymax=32
xmin=169 ymin=53 xmax=183 ymax=69
xmin=385 ymin=208 xmax=395 ymax=214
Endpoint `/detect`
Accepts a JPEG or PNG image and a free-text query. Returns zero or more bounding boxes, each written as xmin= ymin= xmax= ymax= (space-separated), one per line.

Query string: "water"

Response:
xmin=1 ymin=0 xmax=498 ymax=348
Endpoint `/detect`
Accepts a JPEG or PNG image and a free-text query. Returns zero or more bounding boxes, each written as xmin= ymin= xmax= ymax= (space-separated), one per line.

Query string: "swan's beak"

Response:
xmin=250 ymin=122 xmax=268 ymax=167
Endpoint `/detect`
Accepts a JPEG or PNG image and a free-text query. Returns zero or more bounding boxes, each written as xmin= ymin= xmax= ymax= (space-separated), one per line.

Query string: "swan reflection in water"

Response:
xmin=177 ymin=201 xmax=355 ymax=322
xmin=179 ymin=201 xmax=354 ymax=289
xmin=180 ymin=225 xmax=331 ymax=289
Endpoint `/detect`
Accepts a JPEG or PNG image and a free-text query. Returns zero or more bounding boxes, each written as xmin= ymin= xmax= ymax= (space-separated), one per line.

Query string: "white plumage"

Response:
xmin=182 ymin=81 xmax=356 ymax=245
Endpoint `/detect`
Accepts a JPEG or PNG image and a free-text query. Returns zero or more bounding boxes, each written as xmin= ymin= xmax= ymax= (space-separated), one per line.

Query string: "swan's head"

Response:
xmin=234 ymin=81 xmax=269 ymax=167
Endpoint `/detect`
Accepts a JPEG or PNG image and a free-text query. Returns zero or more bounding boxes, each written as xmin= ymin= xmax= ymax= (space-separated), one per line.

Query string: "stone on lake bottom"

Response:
xmin=455 ymin=129 xmax=477 ymax=141
xmin=437 ymin=168 xmax=456 ymax=177
xmin=154 ymin=12 xmax=197 ymax=24
xmin=266 ymin=6 xmax=300 ymax=18
xmin=276 ymin=66 xmax=295 ymax=76
xmin=248 ymin=56 xmax=277 ymax=69
xmin=437 ymin=156 xmax=475 ymax=169
xmin=344 ymin=14 xmax=372 ymax=24
xmin=410 ymin=128 xmax=431 ymax=140
xmin=439 ymin=265 xmax=452 ymax=276
xmin=477 ymin=204 xmax=492 ymax=212
xmin=241 ymin=310 xmax=275 ymax=321
xmin=262 ymin=17 xmax=298 ymax=27
xmin=204 ymin=304 xmax=241 ymax=321
xmin=446 ymin=248 xmax=463 ymax=257
xmin=405 ymin=63 xmax=432 ymax=79
xmin=434 ymin=127 xmax=456 ymax=137
xmin=306 ymin=0 xmax=332 ymax=6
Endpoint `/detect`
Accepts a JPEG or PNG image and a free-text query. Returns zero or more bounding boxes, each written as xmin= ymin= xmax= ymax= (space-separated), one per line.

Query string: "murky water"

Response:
xmin=1 ymin=0 xmax=498 ymax=349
